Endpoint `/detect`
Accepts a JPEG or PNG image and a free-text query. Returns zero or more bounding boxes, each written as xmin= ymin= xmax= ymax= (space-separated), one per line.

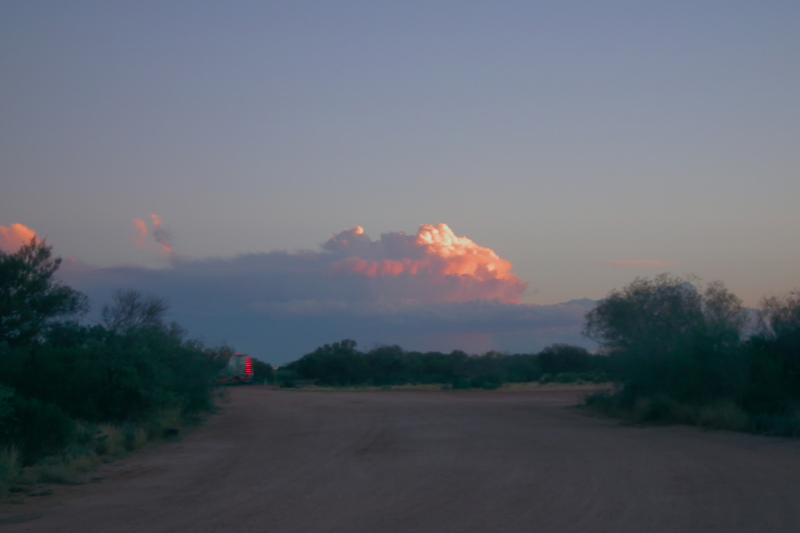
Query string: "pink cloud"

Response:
xmin=133 ymin=215 xmax=174 ymax=254
xmin=327 ymin=224 xmax=528 ymax=304
xmin=0 ymin=223 xmax=37 ymax=253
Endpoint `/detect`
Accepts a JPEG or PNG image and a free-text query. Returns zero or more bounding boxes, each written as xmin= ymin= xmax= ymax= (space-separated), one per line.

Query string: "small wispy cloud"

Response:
xmin=608 ymin=260 xmax=677 ymax=268
xmin=133 ymin=215 xmax=174 ymax=254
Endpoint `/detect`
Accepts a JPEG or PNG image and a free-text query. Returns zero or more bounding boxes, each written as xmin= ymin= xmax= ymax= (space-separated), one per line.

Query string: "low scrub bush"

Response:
xmin=451 ymin=378 xmax=472 ymax=390
xmin=277 ymin=369 xmax=299 ymax=388
xmin=631 ymin=395 xmax=677 ymax=424
xmin=123 ymin=424 xmax=148 ymax=452
xmin=5 ymin=396 xmax=75 ymax=466
xmin=0 ymin=447 xmax=20 ymax=498
xmin=94 ymin=425 xmax=127 ymax=458
xmin=28 ymin=458 xmax=82 ymax=485
xmin=696 ymin=400 xmax=748 ymax=431
xmin=0 ymin=320 xmax=225 ymax=465
xmin=68 ymin=454 xmax=100 ymax=473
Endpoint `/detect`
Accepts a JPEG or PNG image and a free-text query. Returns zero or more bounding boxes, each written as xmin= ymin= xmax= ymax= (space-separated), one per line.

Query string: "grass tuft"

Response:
xmin=95 ymin=425 xmax=126 ymax=458
xmin=26 ymin=462 xmax=82 ymax=485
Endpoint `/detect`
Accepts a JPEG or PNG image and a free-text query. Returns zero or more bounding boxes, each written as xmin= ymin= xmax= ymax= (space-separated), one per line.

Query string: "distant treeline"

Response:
xmin=281 ymin=273 xmax=800 ymax=438
xmin=280 ymin=340 xmax=608 ymax=389
xmin=0 ymin=239 xmax=228 ymax=479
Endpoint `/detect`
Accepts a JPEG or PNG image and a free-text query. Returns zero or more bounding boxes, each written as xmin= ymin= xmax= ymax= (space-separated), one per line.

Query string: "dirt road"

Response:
xmin=3 ymin=386 xmax=800 ymax=532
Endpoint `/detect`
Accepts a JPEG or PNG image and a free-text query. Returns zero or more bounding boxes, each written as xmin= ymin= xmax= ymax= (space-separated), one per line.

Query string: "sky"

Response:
xmin=1 ymin=1 xmax=798 ymax=362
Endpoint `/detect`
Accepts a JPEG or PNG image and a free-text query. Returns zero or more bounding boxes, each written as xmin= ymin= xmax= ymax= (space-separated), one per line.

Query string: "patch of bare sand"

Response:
xmin=2 ymin=386 xmax=800 ymax=532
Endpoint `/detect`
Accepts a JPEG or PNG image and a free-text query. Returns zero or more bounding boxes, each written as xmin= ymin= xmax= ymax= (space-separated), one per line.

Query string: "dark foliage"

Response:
xmin=102 ymin=289 xmax=169 ymax=334
xmin=537 ymin=344 xmax=594 ymax=374
xmin=584 ymin=275 xmax=800 ymax=434
xmin=0 ymin=319 xmax=223 ymax=462
xmin=250 ymin=358 xmax=275 ymax=383
xmin=0 ymin=238 xmax=88 ymax=347
xmin=0 ymin=385 xmax=13 ymax=437
xmin=284 ymin=340 xmax=606 ymax=388
xmin=4 ymin=395 xmax=75 ymax=465
xmin=0 ymin=240 xmax=224 ymax=464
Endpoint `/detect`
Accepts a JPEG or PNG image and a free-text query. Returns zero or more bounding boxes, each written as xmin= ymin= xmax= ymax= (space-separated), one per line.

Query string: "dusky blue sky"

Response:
xmin=2 ymin=1 xmax=799 ymax=360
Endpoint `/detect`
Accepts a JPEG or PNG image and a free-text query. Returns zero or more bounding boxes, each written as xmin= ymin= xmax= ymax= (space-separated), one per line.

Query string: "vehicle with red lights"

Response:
xmin=217 ymin=353 xmax=254 ymax=384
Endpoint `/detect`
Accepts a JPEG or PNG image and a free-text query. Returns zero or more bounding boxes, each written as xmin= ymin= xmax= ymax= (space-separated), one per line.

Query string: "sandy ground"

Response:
xmin=3 ymin=386 xmax=800 ymax=532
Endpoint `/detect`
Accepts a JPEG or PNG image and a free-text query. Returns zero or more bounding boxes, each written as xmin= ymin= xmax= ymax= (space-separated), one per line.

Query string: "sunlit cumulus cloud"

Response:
xmin=61 ymin=224 xmax=594 ymax=362
xmin=608 ymin=260 xmax=677 ymax=267
xmin=0 ymin=223 xmax=37 ymax=252
xmin=133 ymin=215 xmax=173 ymax=254
xmin=326 ymin=224 xmax=527 ymax=303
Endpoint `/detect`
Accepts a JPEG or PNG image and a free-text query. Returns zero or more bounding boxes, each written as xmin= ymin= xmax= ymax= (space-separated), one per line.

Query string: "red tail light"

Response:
xmin=245 ymin=357 xmax=253 ymax=376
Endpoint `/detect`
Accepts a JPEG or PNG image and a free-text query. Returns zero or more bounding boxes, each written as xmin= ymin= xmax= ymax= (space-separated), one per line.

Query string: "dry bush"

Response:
xmin=26 ymin=462 xmax=82 ymax=485
xmin=123 ymin=425 xmax=148 ymax=451
xmin=95 ymin=425 xmax=126 ymax=458
xmin=68 ymin=454 xmax=100 ymax=473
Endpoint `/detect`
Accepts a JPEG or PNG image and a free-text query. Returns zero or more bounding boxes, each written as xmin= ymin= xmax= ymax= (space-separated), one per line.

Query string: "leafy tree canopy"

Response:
xmin=583 ymin=274 xmax=745 ymax=359
xmin=0 ymin=238 xmax=88 ymax=347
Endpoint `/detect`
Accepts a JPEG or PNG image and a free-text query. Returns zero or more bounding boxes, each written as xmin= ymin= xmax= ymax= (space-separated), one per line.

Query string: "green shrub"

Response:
xmin=696 ymin=400 xmax=748 ymax=431
xmin=631 ymin=395 xmax=676 ymax=423
xmin=277 ymin=369 xmax=299 ymax=388
xmin=6 ymin=396 xmax=75 ymax=465
xmin=451 ymin=378 xmax=472 ymax=390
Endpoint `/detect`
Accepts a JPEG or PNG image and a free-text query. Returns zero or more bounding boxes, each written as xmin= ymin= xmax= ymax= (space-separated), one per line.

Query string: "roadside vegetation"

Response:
xmin=5 ymin=237 xmax=797 ymax=498
xmin=280 ymin=273 xmax=800 ymax=439
xmin=0 ymin=239 xmax=228 ymax=499
xmin=278 ymin=340 xmax=608 ymax=390
xmin=583 ymin=274 xmax=800 ymax=436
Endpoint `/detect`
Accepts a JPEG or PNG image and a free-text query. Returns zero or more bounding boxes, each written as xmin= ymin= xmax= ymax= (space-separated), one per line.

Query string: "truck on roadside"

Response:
xmin=217 ymin=353 xmax=254 ymax=384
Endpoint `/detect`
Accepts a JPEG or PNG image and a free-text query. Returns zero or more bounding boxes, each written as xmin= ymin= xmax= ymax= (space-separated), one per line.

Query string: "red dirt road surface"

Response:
xmin=3 ymin=386 xmax=800 ymax=532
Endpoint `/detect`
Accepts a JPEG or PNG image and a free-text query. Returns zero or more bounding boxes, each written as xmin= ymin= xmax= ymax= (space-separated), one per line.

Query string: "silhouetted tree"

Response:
xmin=584 ymin=275 xmax=753 ymax=404
xmin=584 ymin=274 xmax=705 ymax=360
xmin=756 ymin=291 xmax=800 ymax=379
xmin=703 ymin=280 xmax=747 ymax=332
xmin=102 ymin=289 xmax=168 ymax=334
xmin=0 ymin=238 xmax=88 ymax=347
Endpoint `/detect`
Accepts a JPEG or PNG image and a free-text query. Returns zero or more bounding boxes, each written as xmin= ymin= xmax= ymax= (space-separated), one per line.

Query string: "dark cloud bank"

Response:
xmin=60 ymin=228 xmax=596 ymax=364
